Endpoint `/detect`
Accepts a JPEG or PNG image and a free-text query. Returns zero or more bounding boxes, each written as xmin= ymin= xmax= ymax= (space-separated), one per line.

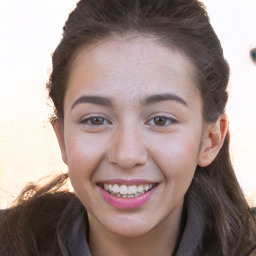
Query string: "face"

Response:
xmin=56 ymin=36 xmax=212 ymax=238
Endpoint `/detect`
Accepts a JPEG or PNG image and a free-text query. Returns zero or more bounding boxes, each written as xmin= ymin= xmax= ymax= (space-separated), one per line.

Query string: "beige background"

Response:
xmin=0 ymin=0 xmax=256 ymax=208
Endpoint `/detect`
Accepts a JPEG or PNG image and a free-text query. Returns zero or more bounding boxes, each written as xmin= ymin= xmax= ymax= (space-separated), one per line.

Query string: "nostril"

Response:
xmin=108 ymin=147 xmax=147 ymax=169
xmin=107 ymin=130 xmax=147 ymax=168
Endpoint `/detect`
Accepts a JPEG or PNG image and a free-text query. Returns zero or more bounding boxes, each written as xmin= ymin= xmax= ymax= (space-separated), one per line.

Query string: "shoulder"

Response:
xmin=0 ymin=192 xmax=81 ymax=255
xmin=0 ymin=191 xmax=78 ymax=228
xmin=0 ymin=191 xmax=76 ymax=223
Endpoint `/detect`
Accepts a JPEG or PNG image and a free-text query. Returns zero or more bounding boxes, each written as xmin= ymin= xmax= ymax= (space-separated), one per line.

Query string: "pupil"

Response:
xmin=154 ymin=117 xmax=166 ymax=125
xmin=92 ymin=117 xmax=104 ymax=125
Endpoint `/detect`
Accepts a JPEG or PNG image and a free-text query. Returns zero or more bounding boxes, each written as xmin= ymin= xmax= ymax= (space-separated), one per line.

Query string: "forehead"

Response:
xmin=66 ymin=36 xmax=200 ymax=107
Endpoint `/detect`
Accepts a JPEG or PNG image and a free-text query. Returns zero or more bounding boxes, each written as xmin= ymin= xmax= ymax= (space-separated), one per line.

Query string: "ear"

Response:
xmin=198 ymin=114 xmax=228 ymax=167
xmin=52 ymin=119 xmax=68 ymax=165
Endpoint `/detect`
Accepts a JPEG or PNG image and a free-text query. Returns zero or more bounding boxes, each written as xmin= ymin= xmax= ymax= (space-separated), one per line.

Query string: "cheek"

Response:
xmin=150 ymin=132 xmax=201 ymax=182
xmin=64 ymin=131 xmax=106 ymax=180
xmin=64 ymin=132 xmax=108 ymax=210
xmin=147 ymin=132 xmax=201 ymax=211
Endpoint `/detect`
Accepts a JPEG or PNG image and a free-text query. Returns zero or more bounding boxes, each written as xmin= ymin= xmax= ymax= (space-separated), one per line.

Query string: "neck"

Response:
xmin=88 ymin=203 xmax=184 ymax=256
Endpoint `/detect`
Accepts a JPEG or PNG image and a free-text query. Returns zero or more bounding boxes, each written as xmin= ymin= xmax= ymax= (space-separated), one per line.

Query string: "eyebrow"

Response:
xmin=142 ymin=93 xmax=188 ymax=107
xmin=71 ymin=92 xmax=188 ymax=111
xmin=71 ymin=95 xmax=115 ymax=111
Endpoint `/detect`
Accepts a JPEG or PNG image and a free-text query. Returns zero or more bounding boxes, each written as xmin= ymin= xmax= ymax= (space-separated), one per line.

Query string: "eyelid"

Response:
xmin=79 ymin=114 xmax=112 ymax=125
xmin=146 ymin=114 xmax=179 ymax=126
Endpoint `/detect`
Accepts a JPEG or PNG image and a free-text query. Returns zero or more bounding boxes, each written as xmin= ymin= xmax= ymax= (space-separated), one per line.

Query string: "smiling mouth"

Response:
xmin=99 ymin=183 xmax=157 ymax=198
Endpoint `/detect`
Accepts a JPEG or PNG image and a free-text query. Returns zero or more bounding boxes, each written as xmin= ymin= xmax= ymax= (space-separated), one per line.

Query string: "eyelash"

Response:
xmin=80 ymin=115 xmax=178 ymax=127
xmin=80 ymin=116 xmax=112 ymax=126
xmin=146 ymin=116 xmax=178 ymax=127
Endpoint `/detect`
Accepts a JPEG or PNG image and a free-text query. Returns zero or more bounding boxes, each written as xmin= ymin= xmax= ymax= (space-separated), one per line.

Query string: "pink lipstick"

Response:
xmin=98 ymin=184 xmax=157 ymax=209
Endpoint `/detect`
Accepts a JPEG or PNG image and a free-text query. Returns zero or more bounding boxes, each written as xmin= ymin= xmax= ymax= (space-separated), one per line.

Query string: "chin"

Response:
xmin=101 ymin=214 xmax=156 ymax=238
xmin=109 ymin=224 xmax=153 ymax=238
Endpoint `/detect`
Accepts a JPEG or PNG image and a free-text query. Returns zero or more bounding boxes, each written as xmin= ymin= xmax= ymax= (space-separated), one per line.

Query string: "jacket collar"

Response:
xmin=57 ymin=195 xmax=204 ymax=256
xmin=175 ymin=196 xmax=204 ymax=256
xmin=57 ymin=197 xmax=92 ymax=256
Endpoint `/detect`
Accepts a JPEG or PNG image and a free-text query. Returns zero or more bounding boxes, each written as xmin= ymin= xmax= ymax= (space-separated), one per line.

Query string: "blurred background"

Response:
xmin=0 ymin=0 xmax=255 ymax=208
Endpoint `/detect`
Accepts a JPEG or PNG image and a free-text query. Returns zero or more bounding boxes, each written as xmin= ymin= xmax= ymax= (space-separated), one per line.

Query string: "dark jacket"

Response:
xmin=0 ymin=192 xmax=255 ymax=256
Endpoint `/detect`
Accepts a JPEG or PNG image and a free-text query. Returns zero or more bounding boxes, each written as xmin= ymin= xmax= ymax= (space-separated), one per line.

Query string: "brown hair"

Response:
xmin=1 ymin=0 xmax=255 ymax=255
xmin=49 ymin=0 xmax=228 ymax=123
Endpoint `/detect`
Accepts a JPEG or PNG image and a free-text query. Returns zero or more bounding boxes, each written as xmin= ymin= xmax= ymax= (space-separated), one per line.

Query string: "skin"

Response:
xmin=54 ymin=36 xmax=227 ymax=256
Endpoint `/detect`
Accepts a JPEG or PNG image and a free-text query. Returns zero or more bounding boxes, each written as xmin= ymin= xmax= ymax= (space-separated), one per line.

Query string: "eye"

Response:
xmin=147 ymin=116 xmax=178 ymax=126
xmin=80 ymin=116 xmax=111 ymax=126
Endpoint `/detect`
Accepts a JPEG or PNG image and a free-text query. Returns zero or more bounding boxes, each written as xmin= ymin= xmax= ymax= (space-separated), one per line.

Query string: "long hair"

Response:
xmin=48 ymin=2 xmax=256 ymax=253
xmin=0 ymin=174 xmax=71 ymax=255
xmin=2 ymin=0 xmax=256 ymax=255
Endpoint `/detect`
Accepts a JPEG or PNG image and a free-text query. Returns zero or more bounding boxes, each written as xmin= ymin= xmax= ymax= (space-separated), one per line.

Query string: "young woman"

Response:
xmin=0 ymin=0 xmax=255 ymax=255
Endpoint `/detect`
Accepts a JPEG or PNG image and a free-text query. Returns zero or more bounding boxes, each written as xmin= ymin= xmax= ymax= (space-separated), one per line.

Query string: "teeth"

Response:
xmin=120 ymin=185 xmax=127 ymax=195
xmin=143 ymin=184 xmax=149 ymax=191
xmin=138 ymin=185 xmax=144 ymax=193
xmin=128 ymin=185 xmax=137 ymax=194
xmin=112 ymin=184 xmax=120 ymax=193
xmin=102 ymin=183 xmax=155 ymax=198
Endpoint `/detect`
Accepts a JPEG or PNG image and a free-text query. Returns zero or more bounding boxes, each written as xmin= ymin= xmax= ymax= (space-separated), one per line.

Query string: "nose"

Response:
xmin=108 ymin=126 xmax=147 ymax=169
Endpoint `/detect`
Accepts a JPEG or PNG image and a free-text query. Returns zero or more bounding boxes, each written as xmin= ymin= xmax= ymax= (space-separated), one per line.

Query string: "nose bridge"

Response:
xmin=108 ymin=122 xmax=147 ymax=169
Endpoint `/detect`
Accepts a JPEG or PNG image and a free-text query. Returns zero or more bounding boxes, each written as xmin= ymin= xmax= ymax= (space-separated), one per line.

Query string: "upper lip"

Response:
xmin=97 ymin=178 xmax=158 ymax=185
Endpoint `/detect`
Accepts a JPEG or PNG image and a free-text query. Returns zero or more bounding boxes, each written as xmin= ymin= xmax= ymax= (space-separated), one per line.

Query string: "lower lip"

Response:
xmin=98 ymin=185 xmax=157 ymax=209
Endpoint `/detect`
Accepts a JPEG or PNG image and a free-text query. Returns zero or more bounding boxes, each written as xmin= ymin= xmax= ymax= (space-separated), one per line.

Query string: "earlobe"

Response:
xmin=52 ymin=119 xmax=68 ymax=165
xmin=198 ymin=114 xmax=228 ymax=167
